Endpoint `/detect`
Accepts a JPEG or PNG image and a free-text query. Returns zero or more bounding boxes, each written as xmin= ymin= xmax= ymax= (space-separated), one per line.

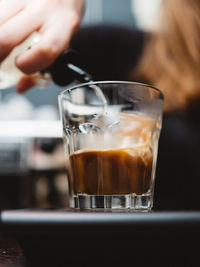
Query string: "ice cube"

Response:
xmin=79 ymin=123 xmax=101 ymax=134
xmin=91 ymin=112 xmax=120 ymax=131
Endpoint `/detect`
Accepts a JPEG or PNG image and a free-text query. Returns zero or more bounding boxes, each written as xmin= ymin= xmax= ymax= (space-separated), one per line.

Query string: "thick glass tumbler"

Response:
xmin=58 ymin=81 xmax=163 ymax=210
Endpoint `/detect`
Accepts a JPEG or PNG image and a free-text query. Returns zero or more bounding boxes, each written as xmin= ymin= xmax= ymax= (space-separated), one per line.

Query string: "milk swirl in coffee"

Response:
xmin=67 ymin=112 xmax=160 ymax=197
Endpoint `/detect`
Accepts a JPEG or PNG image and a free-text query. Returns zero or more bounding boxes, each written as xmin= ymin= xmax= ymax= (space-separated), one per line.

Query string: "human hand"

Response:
xmin=0 ymin=0 xmax=85 ymax=77
xmin=17 ymin=74 xmax=41 ymax=93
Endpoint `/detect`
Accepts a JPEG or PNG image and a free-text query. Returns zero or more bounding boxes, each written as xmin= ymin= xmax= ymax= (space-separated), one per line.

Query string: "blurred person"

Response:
xmin=134 ymin=0 xmax=200 ymax=210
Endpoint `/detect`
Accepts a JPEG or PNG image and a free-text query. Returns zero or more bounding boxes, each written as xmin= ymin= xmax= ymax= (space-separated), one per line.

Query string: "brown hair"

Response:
xmin=134 ymin=0 xmax=200 ymax=112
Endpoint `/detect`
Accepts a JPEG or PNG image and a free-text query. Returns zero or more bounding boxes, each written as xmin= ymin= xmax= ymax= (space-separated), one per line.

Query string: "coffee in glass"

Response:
xmin=59 ymin=81 xmax=163 ymax=210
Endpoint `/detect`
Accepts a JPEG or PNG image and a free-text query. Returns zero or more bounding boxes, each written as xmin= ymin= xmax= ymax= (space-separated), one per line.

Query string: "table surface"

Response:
xmin=1 ymin=210 xmax=200 ymax=267
xmin=0 ymin=235 xmax=26 ymax=267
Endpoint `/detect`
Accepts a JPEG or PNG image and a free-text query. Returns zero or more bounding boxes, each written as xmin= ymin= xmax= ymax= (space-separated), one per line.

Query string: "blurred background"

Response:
xmin=0 ymin=0 xmax=162 ymax=210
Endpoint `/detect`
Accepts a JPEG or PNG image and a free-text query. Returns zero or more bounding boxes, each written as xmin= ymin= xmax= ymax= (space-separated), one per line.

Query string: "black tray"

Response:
xmin=1 ymin=209 xmax=200 ymax=266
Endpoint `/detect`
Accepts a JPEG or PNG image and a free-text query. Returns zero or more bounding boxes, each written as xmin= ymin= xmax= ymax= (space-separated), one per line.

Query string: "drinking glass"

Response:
xmin=58 ymin=81 xmax=163 ymax=210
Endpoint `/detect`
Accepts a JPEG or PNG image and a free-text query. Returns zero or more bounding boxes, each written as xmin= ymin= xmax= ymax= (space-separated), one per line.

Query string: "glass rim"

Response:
xmin=58 ymin=80 xmax=164 ymax=100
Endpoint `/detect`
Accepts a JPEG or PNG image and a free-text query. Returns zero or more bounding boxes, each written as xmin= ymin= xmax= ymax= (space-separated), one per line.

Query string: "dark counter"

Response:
xmin=1 ymin=210 xmax=200 ymax=266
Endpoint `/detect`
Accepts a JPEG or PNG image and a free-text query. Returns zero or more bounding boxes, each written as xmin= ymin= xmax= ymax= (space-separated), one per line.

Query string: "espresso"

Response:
xmin=68 ymin=146 xmax=153 ymax=195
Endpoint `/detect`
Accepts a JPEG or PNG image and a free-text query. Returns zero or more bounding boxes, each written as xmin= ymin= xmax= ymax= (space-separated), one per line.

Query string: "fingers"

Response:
xmin=0 ymin=0 xmax=25 ymax=26
xmin=0 ymin=6 xmax=43 ymax=62
xmin=17 ymin=75 xmax=36 ymax=93
xmin=0 ymin=0 xmax=85 ymax=77
xmin=15 ymin=15 xmax=79 ymax=74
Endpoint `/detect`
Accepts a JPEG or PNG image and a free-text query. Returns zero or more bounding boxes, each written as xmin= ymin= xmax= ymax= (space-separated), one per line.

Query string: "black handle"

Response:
xmin=42 ymin=49 xmax=92 ymax=86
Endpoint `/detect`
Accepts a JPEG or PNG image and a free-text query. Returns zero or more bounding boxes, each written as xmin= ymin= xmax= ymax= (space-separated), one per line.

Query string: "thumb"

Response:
xmin=16 ymin=74 xmax=36 ymax=93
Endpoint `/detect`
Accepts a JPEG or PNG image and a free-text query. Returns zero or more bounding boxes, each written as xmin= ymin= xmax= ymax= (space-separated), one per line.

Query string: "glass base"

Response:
xmin=72 ymin=193 xmax=152 ymax=211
